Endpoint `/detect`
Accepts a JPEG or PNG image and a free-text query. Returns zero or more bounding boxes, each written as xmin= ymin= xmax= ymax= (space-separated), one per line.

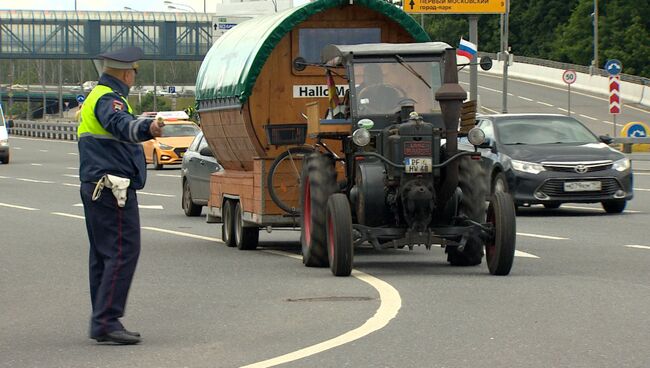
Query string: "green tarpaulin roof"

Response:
xmin=195 ymin=0 xmax=430 ymax=105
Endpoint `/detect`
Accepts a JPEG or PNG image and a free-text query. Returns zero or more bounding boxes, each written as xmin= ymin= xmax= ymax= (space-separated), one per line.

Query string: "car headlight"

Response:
xmin=158 ymin=143 xmax=173 ymax=150
xmin=511 ymin=159 xmax=545 ymax=174
xmin=352 ymin=128 xmax=371 ymax=147
xmin=612 ymin=157 xmax=631 ymax=172
xmin=0 ymin=139 xmax=8 ymax=147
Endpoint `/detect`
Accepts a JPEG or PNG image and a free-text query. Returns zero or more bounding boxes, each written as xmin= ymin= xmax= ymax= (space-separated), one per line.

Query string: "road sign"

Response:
xmin=403 ymin=0 xmax=506 ymax=14
xmin=76 ymin=94 xmax=85 ymax=103
xmin=605 ymin=59 xmax=622 ymax=76
xmin=562 ymin=69 xmax=577 ymax=85
xmin=609 ymin=76 xmax=621 ymax=114
xmin=168 ymin=86 xmax=176 ymax=94
xmin=621 ymin=122 xmax=648 ymax=138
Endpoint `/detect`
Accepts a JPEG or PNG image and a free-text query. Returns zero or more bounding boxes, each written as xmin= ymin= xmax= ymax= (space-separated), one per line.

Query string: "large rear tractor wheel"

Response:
xmin=300 ymin=153 xmax=337 ymax=267
xmin=485 ymin=191 xmax=516 ymax=275
xmin=448 ymin=155 xmax=489 ymax=266
xmin=326 ymin=194 xmax=353 ymax=277
xmin=234 ymin=201 xmax=259 ymax=250
xmin=221 ymin=200 xmax=236 ymax=247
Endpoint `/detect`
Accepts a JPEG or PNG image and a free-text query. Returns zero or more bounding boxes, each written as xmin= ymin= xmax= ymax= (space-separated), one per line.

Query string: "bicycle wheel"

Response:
xmin=268 ymin=146 xmax=316 ymax=215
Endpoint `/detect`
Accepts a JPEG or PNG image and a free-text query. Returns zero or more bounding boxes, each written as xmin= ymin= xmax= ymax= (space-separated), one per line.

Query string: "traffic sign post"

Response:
xmin=606 ymin=59 xmax=622 ymax=137
xmin=562 ymin=69 xmax=577 ymax=116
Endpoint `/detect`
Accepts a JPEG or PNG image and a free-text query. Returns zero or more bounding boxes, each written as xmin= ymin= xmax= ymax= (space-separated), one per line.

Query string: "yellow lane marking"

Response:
xmin=517 ymin=232 xmax=568 ymax=240
xmin=241 ymin=252 xmax=401 ymax=368
xmin=0 ymin=202 xmax=39 ymax=211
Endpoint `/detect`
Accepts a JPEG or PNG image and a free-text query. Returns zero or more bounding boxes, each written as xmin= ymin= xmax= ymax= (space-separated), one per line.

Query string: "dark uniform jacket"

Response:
xmin=78 ymin=74 xmax=153 ymax=189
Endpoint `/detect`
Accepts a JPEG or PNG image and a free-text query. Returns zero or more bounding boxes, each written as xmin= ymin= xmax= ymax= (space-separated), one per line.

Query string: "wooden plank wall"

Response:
xmin=209 ymin=170 xmax=255 ymax=213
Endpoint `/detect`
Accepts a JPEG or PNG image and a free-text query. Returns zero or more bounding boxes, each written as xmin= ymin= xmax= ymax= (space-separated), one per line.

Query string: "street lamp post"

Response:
xmin=591 ymin=0 xmax=599 ymax=75
xmin=164 ymin=1 xmax=199 ymax=13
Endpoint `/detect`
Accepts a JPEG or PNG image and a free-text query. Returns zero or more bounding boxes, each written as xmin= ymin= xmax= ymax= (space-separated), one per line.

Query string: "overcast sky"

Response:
xmin=0 ymin=0 xmax=287 ymax=12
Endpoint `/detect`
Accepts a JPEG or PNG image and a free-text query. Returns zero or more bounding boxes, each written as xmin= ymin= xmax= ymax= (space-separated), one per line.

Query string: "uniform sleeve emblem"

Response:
xmin=112 ymin=100 xmax=125 ymax=111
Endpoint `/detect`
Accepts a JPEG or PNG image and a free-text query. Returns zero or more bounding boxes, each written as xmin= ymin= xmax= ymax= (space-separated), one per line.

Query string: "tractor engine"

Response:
xmin=353 ymin=112 xmax=440 ymax=232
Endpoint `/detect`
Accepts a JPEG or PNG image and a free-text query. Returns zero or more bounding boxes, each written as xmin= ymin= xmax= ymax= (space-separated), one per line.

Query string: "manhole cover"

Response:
xmin=285 ymin=296 xmax=375 ymax=302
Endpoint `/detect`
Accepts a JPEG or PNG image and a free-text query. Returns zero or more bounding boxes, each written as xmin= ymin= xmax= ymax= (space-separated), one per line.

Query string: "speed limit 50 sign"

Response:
xmin=562 ymin=69 xmax=577 ymax=85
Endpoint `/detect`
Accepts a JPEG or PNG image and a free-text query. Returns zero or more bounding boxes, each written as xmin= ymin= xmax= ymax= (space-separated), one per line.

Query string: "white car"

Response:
xmin=0 ymin=104 xmax=10 ymax=164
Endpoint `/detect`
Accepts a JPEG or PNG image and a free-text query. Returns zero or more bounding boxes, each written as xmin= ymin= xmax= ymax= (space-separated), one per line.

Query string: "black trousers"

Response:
xmin=80 ymin=182 xmax=140 ymax=337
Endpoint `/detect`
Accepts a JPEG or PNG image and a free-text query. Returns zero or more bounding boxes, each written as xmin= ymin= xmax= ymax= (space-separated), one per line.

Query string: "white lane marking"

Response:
xmin=12 ymin=137 xmax=76 ymax=144
xmin=66 ymin=167 xmax=78 ymax=170
xmin=13 ymin=147 xmax=22 ymax=149
xmin=482 ymin=106 xmax=500 ymax=114
xmin=139 ymin=191 xmax=175 ymax=198
xmin=634 ymin=172 xmax=650 ymax=176
xmin=138 ymin=205 xmax=164 ymax=210
xmin=561 ymin=205 xmax=640 ymax=213
xmin=62 ymin=183 xmax=80 ymax=188
xmin=156 ymin=174 xmax=181 ymax=178
xmin=601 ymin=120 xmax=614 ymax=125
xmin=517 ymin=96 xmax=533 ymax=102
xmin=634 ymin=187 xmax=650 ymax=191
xmin=0 ymin=202 xmax=39 ymax=211
xmin=0 ymin=175 xmax=8 ymax=179
xmin=515 ymin=250 xmax=539 ymax=259
xmin=39 ymin=149 xmax=49 ymax=152
xmin=536 ymin=101 xmax=553 ymax=107
xmin=507 ymin=93 xmax=514 ymax=96
xmin=479 ymin=85 xmax=501 ymax=93
xmin=142 ymin=226 xmax=221 ymax=242
xmin=16 ymin=178 xmax=55 ymax=184
xmin=63 ymin=174 xmax=79 ymax=178
xmin=557 ymin=107 xmax=568 ymax=112
xmin=579 ymin=114 xmax=598 ymax=121
xmin=243 ymin=251 xmax=401 ymax=368
xmin=68 ymin=152 xmax=78 ymax=156
xmin=517 ymin=232 xmax=568 ymax=240
xmin=625 ymin=245 xmax=650 ymax=250
xmin=51 ymin=212 xmax=85 ymax=220
xmin=31 ymin=163 xmax=43 ymax=166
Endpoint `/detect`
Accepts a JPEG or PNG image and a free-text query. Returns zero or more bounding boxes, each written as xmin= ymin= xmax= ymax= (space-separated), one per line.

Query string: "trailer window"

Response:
xmin=298 ymin=28 xmax=380 ymax=63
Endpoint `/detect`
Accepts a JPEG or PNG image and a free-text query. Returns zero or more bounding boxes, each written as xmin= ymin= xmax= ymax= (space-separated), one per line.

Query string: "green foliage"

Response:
xmin=133 ymin=92 xmax=169 ymax=115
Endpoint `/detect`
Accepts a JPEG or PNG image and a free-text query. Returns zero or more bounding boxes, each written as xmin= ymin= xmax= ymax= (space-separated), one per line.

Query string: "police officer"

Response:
xmin=78 ymin=46 xmax=163 ymax=345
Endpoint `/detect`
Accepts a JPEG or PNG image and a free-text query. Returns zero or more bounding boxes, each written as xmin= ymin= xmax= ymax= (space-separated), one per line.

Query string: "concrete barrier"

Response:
xmin=8 ymin=120 xmax=79 ymax=141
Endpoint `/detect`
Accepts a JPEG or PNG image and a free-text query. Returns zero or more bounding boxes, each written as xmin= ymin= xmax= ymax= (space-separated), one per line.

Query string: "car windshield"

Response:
xmin=162 ymin=123 xmax=200 ymax=137
xmin=495 ymin=117 xmax=599 ymax=145
xmin=353 ymin=60 xmax=442 ymax=115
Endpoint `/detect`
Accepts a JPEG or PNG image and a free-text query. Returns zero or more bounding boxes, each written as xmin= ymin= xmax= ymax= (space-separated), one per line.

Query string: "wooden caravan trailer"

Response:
xmin=195 ymin=0 xmax=430 ymax=249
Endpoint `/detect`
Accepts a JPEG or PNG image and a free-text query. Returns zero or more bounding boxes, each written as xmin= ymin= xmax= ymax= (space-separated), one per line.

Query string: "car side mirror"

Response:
xmin=199 ymin=146 xmax=213 ymax=157
xmin=599 ymin=135 xmax=613 ymax=144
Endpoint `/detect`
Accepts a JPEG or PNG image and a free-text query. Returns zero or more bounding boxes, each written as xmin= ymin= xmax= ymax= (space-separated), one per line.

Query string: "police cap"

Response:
xmin=98 ymin=47 xmax=144 ymax=70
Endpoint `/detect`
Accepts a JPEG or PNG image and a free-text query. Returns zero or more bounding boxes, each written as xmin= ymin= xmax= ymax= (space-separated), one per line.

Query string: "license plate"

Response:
xmin=564 ymin=181 xmax=601 ymax=192
xmin=405 ymin=157 xmax=432 ymax=173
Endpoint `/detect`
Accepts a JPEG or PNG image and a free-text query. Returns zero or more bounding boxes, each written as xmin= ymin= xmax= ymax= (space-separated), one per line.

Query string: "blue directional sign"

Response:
xmin=76 ymin=94 xmax=85 ymax=103
xmin=168 ymin=86 xmax=176 ymax=94
xmin=605 ymin=59 xmax=622 ymax=76
xmin=627 ymin=123 xmax=647 ymax=138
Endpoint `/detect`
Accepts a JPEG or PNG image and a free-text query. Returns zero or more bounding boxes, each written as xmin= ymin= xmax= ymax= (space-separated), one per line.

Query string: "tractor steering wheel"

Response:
xmin=357 ymin=83 xmax=406 ymax=114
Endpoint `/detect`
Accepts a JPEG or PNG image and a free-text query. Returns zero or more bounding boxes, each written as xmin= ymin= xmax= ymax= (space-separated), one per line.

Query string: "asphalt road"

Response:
xmin=2 ymin=78 xmax=650 ymax=368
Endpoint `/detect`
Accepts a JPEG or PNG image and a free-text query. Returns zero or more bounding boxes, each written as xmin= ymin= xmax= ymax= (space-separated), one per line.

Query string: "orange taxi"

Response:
xmin=142 ymin=111 xmax=201 ymax=169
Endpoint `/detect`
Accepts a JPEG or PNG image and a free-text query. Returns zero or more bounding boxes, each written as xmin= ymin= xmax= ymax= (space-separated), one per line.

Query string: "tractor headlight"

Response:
xmin=352 ymin=128 xmax=371 ymax=147
xmin=511 ymin=159 xmax=545 ymax=174
xmin=612 ymin=157 xmax=631 ymax=172
xmin=467 ymin=127 xmax=486 ymax=146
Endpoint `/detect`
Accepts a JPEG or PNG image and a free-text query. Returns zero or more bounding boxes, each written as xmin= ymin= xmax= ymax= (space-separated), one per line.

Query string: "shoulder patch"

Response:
xmin=112 ymin=99 xmax=125 ymax=112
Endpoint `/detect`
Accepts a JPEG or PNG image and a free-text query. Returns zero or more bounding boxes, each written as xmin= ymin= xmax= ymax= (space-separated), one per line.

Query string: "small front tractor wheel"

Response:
xmin=326 ymin=194 xmax=353 ymax=277
xmin=485 ymin=191 xmax=517 ymax=275
xmin=221 ymin=200 xmax=236 ymax=247
xmin=300 ymin=153 xmax=336 ymax=267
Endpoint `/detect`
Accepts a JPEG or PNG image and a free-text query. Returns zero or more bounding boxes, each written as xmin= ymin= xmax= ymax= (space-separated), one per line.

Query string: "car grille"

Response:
xmin=538 ymin=178 xmax=622 ymax=197
xmin=542 ymin=161 xmax=613 ymax=173
xmin=174 ymin=148 xmax=187 ymax=157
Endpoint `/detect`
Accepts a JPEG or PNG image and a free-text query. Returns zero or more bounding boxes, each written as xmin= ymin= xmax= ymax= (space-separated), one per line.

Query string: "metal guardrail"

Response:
xmin=8 ymin=120 xmax=79 ymax=141
xmin=611 ymin=137 xmax=650 ymax=161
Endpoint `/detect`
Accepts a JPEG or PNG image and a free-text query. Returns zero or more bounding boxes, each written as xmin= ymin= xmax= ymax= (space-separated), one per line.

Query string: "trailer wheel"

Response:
xmin=485 ymin=191 xmax=516 ymax=275
xmin=448 ymin=155 xmax=489 ymax=266
xmin=326 ymin=194 xmax=353 ymax=277
xmin=234 ymin=201 xmax=259 ymax=250
xmin=221 ymin=200 xmax=236 ymax=247
xmin=300 ymin=153 xmax=336 ymax=267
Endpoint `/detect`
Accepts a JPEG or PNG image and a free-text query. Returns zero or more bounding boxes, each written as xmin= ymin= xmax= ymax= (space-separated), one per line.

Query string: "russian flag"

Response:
xmin=457 ymin=38 xmax=477 ymax=61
